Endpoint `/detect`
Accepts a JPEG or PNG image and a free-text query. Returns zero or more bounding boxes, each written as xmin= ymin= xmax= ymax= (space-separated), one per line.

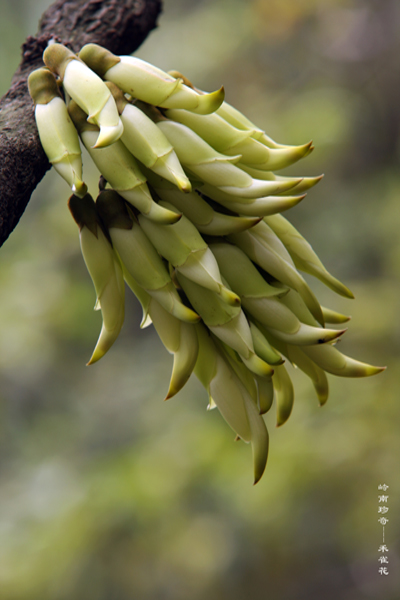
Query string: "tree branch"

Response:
xmin=0 ymin=0 xmax=162 ymax=248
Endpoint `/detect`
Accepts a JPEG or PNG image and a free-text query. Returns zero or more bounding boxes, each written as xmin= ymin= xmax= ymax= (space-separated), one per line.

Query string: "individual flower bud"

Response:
xmin=107 ymin=82 xmax=191 ymax=191
xmin=79 ymin=43 xmax=225 ymax=115
xmin=165 ymin=108 xmax=313 ymax=169
xmin=68 ymin=193 xmax=125 ymax=364
xmin=28 ymin=67 xmax=86 ymax=196
xmin=43 ymin=43 xmax=123 ymax=148
xmin=138 ymin=201 xmax=240 ymax=306
xmin=264 ymin=214 xmax=354 ymax=298
xmin=200 ymin=183 xmax=306 ymax=217
xmin=194 ymin=324 xmax=269 ymax=484
xmin=216 ymin=100 xmax=297 ymax=149
xmin=147 ymin=300 xmax=199 ymax=400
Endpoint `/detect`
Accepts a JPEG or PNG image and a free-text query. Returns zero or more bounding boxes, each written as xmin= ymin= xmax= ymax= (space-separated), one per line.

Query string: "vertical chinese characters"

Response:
xmin=377 ymin=484 xmax=389 ymax=575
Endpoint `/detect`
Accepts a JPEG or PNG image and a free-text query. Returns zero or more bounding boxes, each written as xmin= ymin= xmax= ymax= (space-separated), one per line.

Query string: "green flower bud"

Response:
xmin=79 ymin=43 xmax=225 ymax=114
xmin=138 ymin=202 xmax=240 ymax=305
xmin=68 ymin=193 xmax=125 ymax=364
xmin=28 ymin=67 xmax=86 ymax=196
xmin=107 ymin=84 xmax=191 ymax=191
xmin=44 ymin=43 xmax=123 ymax=148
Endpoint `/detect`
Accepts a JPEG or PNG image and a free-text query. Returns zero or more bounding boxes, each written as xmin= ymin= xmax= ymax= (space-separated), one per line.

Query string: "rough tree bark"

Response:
xmin=0 ymin=0 xmax=162 ymax=248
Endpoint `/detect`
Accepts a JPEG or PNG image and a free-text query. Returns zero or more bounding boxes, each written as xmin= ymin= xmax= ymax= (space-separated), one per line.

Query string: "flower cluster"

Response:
xmin=28 ymin=42 xmax=384 ymax=483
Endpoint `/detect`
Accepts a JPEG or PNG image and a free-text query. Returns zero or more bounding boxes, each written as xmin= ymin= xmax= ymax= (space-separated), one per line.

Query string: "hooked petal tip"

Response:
xmin=92 ymin=122 xmax=124 ymax=148
xmin=192 ymin=86 xmax=225 ymax=115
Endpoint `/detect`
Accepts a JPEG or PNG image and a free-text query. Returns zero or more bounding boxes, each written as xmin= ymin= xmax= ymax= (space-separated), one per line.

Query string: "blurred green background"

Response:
xmin=0 ymin=0 xmax=399 ymax=598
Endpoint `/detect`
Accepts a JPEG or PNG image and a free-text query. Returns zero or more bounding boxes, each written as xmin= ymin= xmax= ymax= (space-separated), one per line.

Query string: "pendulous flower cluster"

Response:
xmin=28 ymin=42 xmax=385 ymax=483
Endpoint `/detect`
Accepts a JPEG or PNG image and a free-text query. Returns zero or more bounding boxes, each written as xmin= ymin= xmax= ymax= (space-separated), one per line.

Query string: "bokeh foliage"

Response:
xmin=0 ymin=0 xmax=399 ymax=598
